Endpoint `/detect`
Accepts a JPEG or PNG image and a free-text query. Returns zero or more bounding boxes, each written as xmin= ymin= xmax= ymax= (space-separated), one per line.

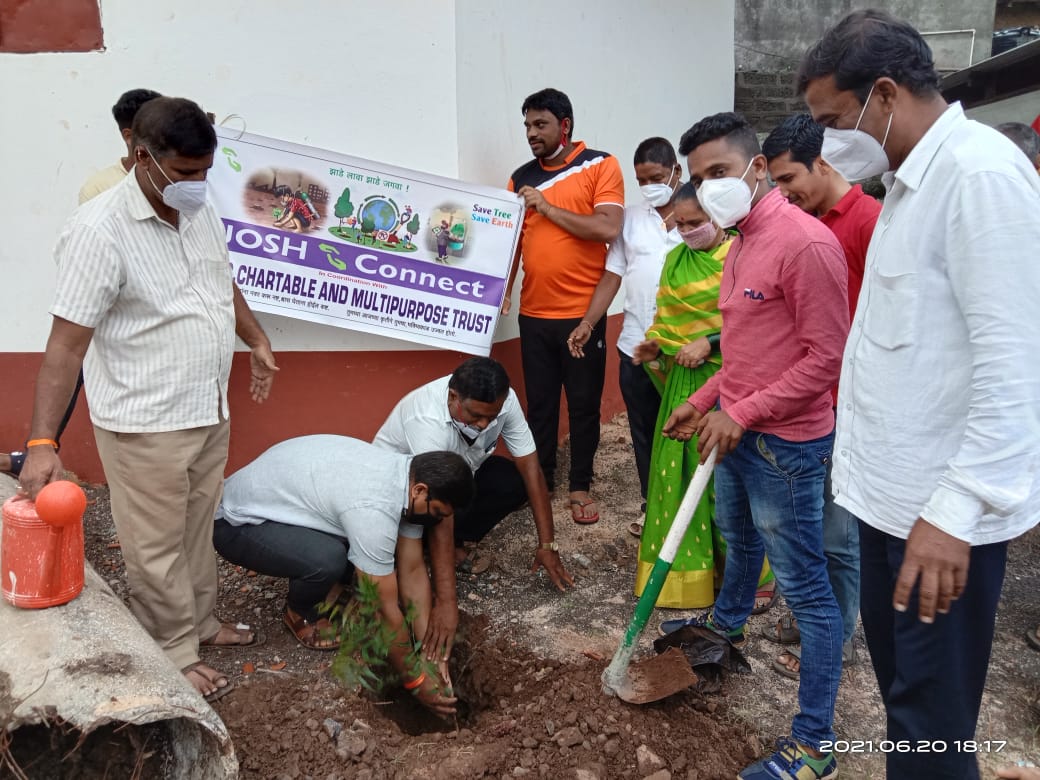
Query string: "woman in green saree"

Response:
xmin=632 ymin=183 xmax=774 ymax=609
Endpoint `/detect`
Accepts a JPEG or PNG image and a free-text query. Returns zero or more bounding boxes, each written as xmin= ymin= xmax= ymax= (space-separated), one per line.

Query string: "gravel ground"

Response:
xmin=64 ymin=414 xmax=1040 ymax=778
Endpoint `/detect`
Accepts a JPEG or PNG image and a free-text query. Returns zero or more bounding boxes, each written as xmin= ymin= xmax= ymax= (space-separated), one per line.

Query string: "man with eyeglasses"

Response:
xmin=375 ymin=357 xmax=573 ymax=593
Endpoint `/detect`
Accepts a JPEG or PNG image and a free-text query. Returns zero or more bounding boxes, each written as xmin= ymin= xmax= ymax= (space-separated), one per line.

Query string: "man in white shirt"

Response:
xmin=374 ymin=357 xmax=573 ymax=595
xmin=19 ymin=97 xmax=279 ymax=704
xmin=568 ymin=137 xmax=683 ymax=531
xmin=801 ymin=11 xmax=1040 ymax=780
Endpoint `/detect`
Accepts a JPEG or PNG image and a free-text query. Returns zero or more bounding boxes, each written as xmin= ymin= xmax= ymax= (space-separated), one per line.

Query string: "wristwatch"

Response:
xmin=539 ymin=541 xmax=559 ymax=552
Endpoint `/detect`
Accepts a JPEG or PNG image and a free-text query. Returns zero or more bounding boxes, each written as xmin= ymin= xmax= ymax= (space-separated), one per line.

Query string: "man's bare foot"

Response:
xmin=182 ymin=661 xmax=231 ymax=701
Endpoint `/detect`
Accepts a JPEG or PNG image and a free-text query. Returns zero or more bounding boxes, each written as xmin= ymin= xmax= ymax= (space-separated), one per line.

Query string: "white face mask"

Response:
xmin=820 ymin=83 xmax=894 ymax=181
xmin=451 ymin=417 xmax=486 ymax=440
xmin=696 ymin=157 xmax=760 ymax=229
xmin=145 ymin=149 xmax=209 ymax=217
xmin=639 ymin=169 xmax=677 ymax=208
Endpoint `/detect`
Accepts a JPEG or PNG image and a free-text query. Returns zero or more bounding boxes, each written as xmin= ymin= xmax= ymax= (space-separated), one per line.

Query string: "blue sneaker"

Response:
xmin=657 ymin=612 xmax=746 ymax=649
xmin=739 ymin=738 xmax=838 ymax=780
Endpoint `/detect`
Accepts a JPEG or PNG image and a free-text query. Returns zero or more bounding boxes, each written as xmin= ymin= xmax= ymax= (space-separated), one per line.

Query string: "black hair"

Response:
xmin=521 ymin=88 xmax=574 ymax=134
xmin=633 ymin=137 xmax=677 ymax=168
xmin=410 ymin=451 xmax=474 ymax=512
xmin=672 ymin=181 xmax=701 ymax=206
xmin=678 ymin=112 xmax=761 ymax=159
xmin=762 ymin=113 xmax=824 ymax=169
xmin=448 ymin=357 xmax=510 ymax=403
xmin=798 ymin=9 xmax=941 ymax=101
xmin=112 ymin=89 xmax=162 ymax=131
xmin=997 ymin=122 xmax=1040 ymax=161
xmin=274 ymin=185 xmax=293 ymax=198
xmin=131 ymin=96 xmax=217 ymax=159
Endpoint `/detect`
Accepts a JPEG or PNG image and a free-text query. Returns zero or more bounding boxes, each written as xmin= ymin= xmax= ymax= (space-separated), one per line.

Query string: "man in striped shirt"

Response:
xmin=19 ymin=97 xmax=278 ymax=703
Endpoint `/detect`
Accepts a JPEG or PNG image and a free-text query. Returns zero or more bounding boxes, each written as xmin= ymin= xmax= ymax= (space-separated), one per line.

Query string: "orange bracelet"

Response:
xmin=26 ymin=438 xmax=59 ymax=449
xmin=403 ymin=672 xmax=426 ymax=691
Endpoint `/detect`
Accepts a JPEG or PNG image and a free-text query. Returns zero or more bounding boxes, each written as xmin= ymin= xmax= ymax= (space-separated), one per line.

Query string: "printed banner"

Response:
xmin=211 ymin=129 xmax=523 ymax=356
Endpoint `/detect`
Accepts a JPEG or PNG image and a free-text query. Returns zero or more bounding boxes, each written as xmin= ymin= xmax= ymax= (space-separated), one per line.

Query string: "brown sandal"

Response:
xmin=283 ymin=607 xmax=341 ymax=651
xmin=760 ymin=612 xmax=800 ymax=645
xmin=182 ymin=661 xmax=233 ymax=703
xmin=200 ymin=622 xmax=265 ymax=648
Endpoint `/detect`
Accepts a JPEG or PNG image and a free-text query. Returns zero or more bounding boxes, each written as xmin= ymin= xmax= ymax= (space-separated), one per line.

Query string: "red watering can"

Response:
xmin=1 ymin=481 xmax=86 ymax=608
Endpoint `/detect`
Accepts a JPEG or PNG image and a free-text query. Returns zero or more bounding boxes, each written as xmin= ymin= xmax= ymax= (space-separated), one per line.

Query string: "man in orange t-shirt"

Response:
xmin=505 ymin=88 xmax=624 ymax=524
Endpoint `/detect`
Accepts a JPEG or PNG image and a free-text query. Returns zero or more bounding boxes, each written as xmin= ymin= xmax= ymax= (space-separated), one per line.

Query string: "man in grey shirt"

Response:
xmin=214 ymin=435 xmax=471 ymax=718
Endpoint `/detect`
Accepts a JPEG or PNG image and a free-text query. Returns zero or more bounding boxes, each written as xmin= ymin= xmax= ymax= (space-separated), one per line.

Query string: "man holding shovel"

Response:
xmin=660 ymin=111 xmax=849 ymax=780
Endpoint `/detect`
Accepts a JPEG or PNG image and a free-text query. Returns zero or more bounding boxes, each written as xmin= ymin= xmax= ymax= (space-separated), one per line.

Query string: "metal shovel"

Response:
xmin=601 ymin=447 xmax=717 ymax=704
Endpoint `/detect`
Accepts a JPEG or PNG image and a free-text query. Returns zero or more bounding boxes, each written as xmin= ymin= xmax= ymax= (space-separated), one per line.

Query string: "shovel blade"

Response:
xmin=612 ymin=647 xmax=699 ymax=704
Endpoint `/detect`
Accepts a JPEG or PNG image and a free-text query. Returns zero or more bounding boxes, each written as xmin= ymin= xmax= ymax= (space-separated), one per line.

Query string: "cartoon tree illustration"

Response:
xmin=334 ymin=188 xmax=355 ymax=227
xmin=406 ymin=213 xmax=420 ymax=234
xmin=361 ymin=213 xmax=376 ymax=243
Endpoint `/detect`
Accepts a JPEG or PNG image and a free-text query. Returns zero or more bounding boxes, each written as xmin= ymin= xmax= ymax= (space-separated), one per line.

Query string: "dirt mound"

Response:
xmin=215 ymin=616 xmax=755 ymax=779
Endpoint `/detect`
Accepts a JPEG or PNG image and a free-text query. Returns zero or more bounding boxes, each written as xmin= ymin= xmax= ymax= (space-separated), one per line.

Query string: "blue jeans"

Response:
xmin=711 ymin=430 xmax=842 ymax=750
xmin=823 ymin=457 xmax=860 ymax=644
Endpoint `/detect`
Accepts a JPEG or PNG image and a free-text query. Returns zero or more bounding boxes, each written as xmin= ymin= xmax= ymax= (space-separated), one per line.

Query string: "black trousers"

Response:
xmin=858 ymin=519 xmax=1007 ymax=779
xmin=518 ymin=314 xmax=606 ymax=492
xmin=617 ymin=348 xmax=660 ymax=502
xmin=453 ymin=455 xmax=528 ymax=544
xmin=213 ymin=517 xmax=354 ymax=622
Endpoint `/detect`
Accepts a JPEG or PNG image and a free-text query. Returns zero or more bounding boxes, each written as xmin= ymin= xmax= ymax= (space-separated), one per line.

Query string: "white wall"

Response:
xmin=0 ymin=0 xmax=735 ymax=353
xmin=455 ymin=0 xmax=736 ymax=340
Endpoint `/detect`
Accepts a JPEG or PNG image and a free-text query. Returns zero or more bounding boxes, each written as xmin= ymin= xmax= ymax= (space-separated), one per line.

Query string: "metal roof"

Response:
xmin=941 ymin=38 xmax=1040 ymax=106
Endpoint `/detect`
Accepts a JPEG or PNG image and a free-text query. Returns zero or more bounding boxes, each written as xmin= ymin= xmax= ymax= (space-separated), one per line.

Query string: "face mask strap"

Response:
xmin=854 ymin=83 xmax=876 ymax=132
xmin=146 ymin=148 xmax=175 ymax=186
xmin=880 ymin=111 xmax=894 ymax=150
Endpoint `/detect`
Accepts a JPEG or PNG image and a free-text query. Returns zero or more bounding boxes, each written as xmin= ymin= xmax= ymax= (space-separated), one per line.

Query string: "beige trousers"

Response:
xmin=94 ymin=420 xmax=229 ymax=670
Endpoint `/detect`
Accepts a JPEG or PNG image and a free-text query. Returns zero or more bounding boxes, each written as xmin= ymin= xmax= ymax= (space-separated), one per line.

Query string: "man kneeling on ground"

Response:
xmin=374 ymin=357 xmax=573 ymax=592
xmin=213 ymin=435 xmax=472 ymax=717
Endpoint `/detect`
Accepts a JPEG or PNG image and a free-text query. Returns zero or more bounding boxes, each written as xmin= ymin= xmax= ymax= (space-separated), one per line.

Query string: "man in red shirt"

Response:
xmin=762 ymin=113 xmax=882 ymax=677
xmin=660 ymin=112 xmax=849 ymax=780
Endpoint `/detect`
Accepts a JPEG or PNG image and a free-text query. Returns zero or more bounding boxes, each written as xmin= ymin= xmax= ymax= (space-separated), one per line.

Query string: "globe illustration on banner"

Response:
xmin=359 ymin=198 xmax=398 ymax=232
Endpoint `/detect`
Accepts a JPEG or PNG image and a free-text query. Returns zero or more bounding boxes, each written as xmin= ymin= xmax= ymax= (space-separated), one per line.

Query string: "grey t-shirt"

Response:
xmin=218 ymin=435 xmax=422 ymax=577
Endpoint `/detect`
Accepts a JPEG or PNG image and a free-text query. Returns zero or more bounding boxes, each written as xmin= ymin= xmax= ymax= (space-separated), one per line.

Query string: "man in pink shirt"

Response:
xmin=660 ymin=112 xmax=850 ymax=780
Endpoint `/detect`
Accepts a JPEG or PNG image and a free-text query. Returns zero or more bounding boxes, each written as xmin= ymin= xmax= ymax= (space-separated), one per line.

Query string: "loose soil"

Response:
xmin=9 ymin=415 xmax=1040 ymax=778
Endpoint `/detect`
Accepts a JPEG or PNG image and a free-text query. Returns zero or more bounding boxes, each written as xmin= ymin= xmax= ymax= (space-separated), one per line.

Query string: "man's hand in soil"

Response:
xmin=693 ymin=409 xmax=744 ymax=462
xmin=893 ymin=517 xmax=970 ymax=622
xmin=531 ymin=548 xmax=575 ymax=591
xmin=16 ymin=446 xmax=64 ymax=500
xmin=661 ymin=401 xmax=703 ymax=442
xmin=422 ymin=597 xmax=458 ymax=663
xmin=414 ymin=674 xmax=458 ymax=718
